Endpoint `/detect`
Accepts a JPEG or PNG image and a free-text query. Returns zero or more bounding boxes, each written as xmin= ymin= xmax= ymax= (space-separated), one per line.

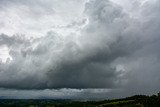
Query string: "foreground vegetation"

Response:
xmin=0 ymin=92 xmax=160 ymax=107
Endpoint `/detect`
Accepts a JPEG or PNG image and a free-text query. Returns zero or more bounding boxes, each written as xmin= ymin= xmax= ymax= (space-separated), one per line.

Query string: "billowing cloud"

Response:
xmin=0 ymin=0 xmax=128 ymax=89
xmin=0 ymin=0 xmax=160 ymax=99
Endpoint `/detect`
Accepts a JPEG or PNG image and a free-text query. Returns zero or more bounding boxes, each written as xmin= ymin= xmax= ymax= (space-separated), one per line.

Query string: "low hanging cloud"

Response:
xmin=0 ymin=0 xmax=128 ymax=89
xmin=0 ymin=0 xmax=160 ymax=98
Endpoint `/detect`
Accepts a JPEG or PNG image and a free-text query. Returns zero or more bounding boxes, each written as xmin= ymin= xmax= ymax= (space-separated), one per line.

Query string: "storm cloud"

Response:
xmin=0 ymin=0 xmax=160 ymax=99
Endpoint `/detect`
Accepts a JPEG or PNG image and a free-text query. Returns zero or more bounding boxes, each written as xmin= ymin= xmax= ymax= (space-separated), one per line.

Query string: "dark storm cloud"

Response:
xmin=0 ymin=32 xmax=126 ymax=89
xmin=0 ymin=0 xmax=130 ymax=89
xmin=0 ymin=0 xmax=160 ymax=100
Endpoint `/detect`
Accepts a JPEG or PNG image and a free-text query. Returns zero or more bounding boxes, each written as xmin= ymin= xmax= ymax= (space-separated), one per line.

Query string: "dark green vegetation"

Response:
xmin=0 ymin=92 xmax=160 ymax=107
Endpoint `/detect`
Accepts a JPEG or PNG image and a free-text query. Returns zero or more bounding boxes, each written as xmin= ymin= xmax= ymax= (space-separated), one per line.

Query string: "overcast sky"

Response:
xmin=0 ymin=0 xmax=160 ymax=100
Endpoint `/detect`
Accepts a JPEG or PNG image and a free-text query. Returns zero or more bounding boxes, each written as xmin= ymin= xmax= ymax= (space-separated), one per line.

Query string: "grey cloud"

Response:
xmin=109 ymin=0 xmax=160 ymax=96
xmin=0 ymin=0 xmax=86 ymax=37
xmin=0 ymin=0 xmax=55 ymax=17
xmin=0 ymin=0 xmax=160 ymax=99
xmin=0 ymin=88 xmax=119 ymax=100
xmin=0 ymin=34 xmax=30 ymax=46
xmin=0 ymin=0 xmax=129 ymax=89
xmin=0 ymin=0 xmax=143 ymax=89
xmin=52 ymin=18 xmax=87 ymax=29
xmin=0 ymin=32 xmax=125 ymax=89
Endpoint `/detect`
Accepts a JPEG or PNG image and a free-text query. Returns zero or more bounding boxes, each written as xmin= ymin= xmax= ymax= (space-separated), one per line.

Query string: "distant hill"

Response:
xmin=0 ymin=92 xmax=160 ymax=107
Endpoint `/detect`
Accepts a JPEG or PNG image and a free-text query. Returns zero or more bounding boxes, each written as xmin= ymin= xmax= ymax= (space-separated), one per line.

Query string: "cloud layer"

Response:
xmin=0 ymin=0 xmax=160 ymax=98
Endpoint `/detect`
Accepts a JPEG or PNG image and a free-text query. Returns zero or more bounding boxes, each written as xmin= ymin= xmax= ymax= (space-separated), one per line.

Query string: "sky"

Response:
xmin=0 ymin=0 xmax=160 ymax=100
